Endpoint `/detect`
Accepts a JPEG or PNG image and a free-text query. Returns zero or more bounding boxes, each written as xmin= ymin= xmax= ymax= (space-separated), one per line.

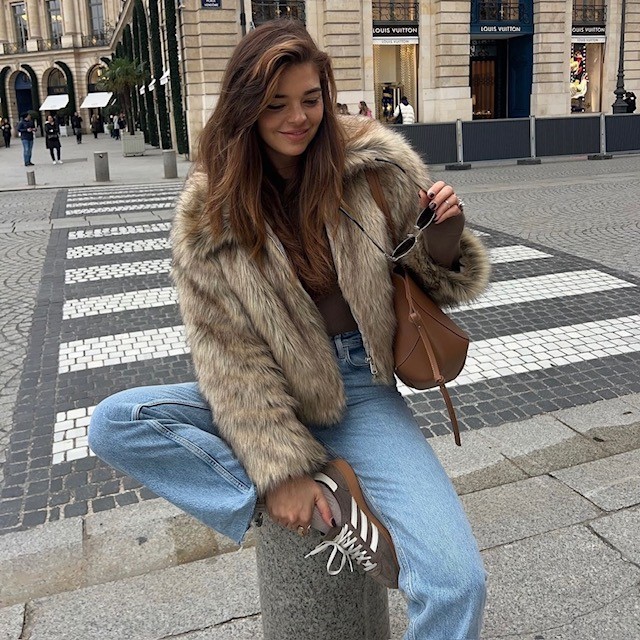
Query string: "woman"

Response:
xmin=44 ymin=115 xmax=62 ymax=164
xmin=71 ymin=111 xmax=83 ymax=144
xmin=91 ymin=114 xmax=100 ymax=139
xmin=1 ymin=118 xmax=11 ymax=148
xmin=393 ymin=96 xmax=416 ymax=124
xmin=358 ymin=100 xmax=373 ymax=118
xmin=89 ymin=20 xmax=490 ymax=639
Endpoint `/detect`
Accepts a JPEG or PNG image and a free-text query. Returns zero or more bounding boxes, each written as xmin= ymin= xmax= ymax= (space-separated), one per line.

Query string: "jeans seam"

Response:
xmin=132 ymin=401 xmax=251 ymax=493
xmin=344 ymin=347 xmax=370 ymax=368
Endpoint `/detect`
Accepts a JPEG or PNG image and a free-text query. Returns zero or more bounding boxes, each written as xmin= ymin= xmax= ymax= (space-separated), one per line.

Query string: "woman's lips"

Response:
xmin=280 ymin=129 xmax=309 ymax=141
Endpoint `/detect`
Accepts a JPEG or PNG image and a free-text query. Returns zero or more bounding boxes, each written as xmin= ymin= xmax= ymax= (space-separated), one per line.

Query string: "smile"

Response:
xmin=280 ymin=129 xmax=309 ymax=141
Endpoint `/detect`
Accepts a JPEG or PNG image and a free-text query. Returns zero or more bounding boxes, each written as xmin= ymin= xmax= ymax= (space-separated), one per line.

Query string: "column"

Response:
xmin=0 ymin=4 xmax=9 ymax=43
xmin=26 ymin=0 xmax=42 ymax=51
xmin=529 ymin=0 xmax=572 ymax=116
xmin=61 ymin=0 xmax=78 ymax=48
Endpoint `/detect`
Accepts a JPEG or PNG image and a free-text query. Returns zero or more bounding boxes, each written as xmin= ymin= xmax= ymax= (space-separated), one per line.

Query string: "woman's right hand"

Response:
xmin=265 ymin=474 xmax=334 ymax=533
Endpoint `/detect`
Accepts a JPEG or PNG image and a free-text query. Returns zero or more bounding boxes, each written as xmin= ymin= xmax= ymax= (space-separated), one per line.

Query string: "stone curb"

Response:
xmin=1 ymin=393 xmax=638 ymax=608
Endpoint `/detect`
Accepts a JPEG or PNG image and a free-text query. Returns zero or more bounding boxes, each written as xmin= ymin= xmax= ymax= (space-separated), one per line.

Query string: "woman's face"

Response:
xmin=48 ymin=116 xmax=53 ymax=123
xmin=257 ymin=62 xmax=324 ymax=178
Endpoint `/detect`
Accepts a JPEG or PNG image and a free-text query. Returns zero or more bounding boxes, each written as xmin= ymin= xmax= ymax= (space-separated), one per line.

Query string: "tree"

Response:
xmin=98 ymin=57 xmax=144 ymax=135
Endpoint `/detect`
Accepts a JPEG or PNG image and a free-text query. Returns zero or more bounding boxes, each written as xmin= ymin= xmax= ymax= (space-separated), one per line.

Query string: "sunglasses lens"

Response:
xmin=392 ymin=236 xmax=416 ymax=259
xmin=416 ymin=208 xmax=436 ymax=229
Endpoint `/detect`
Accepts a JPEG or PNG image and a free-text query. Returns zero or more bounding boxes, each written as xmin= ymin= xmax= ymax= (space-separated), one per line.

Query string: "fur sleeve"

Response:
xmin=171 ymin=182 xmax=327 ymax=496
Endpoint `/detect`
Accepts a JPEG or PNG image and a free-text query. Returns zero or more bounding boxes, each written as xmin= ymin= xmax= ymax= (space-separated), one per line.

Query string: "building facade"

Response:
xmin=1 ymin=0 xmax=638 ymax=156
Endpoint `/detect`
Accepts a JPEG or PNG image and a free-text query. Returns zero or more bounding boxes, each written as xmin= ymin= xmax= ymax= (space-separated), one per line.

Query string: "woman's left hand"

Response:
xmin=418 ymin=181 xmax=464 ymax=224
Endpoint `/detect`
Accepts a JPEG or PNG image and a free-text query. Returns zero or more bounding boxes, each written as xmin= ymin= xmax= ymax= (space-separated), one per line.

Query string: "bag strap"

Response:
xmin=364 ymin=170 xmax=462 ymax=446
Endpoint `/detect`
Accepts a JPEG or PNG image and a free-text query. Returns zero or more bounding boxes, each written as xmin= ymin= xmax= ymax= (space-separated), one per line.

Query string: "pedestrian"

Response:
xmin=118 ymin=112 xmax=126 ymax=133
xmin=112 ymin=115 xmax=120 ymax=140
xmin=1 ymin=118 xmax=11 ymax=148
xmin=91 ymin=114 xmax=100 ymax=139
xmin=44 ymin=115 xmax=62 ymax=164
xmin=358 ymin=100 xmax=373 ymax=118
xmin=71 ymin=111 xmax=83 ymax=143
xmin=88 ymin=20 xmax=489 ymax=640
xmin=625 ymin=91 xmax=637 ymax=114
xmin=17 ymin=113 xmax=35 ymax=166
xmin=393 ymin=96 xmax=415 ymax=124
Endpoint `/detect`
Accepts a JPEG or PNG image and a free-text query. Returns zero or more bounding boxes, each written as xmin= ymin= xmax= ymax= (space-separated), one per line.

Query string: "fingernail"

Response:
xmin=331 ymin=518 xmax=337 ymax=527
xmin=427 ymin=191 xmax=434 ymax=199
xmin=429 ymin=202 xmax=437 ymax=211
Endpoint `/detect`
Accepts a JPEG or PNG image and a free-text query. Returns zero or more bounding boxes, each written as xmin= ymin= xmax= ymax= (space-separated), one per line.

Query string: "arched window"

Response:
xmin=87 ymin=65 xmax=103 ymax=93
xmin=47 ymin=68 xmax=67 ymax=95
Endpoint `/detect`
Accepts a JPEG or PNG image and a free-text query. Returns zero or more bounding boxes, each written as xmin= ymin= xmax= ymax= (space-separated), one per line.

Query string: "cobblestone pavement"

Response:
xmin=0 ymin=156 xmax=639 ymax=535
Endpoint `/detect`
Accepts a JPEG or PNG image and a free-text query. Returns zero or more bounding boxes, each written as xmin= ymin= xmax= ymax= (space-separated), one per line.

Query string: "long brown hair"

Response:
xmin=196 ymin=19 xmax=345 ymax=295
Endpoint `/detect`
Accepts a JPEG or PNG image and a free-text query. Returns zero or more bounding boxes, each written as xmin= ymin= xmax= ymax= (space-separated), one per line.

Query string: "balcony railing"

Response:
xmin=471 ymin=1 xmax=532 ymax=25
xmin=38 ymin=38 xmax=63 ymax=51
xmin=81 ymin=29 xmax=113 ymax=47
xmin=252 ymin=1 xmax=305 ymax=26
xmin=372 ymin=2 xmax=419 ymax=22
xmin=3 ymin=42 xmax=27 ymax=55
xmin=572 ymin=4 xmax=606 ymax=24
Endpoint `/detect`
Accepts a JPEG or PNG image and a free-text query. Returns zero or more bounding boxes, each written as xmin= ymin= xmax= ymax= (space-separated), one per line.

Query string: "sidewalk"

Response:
xmin=2 ymin=394 xmax=639 ymax=639
xmin=0 ymin=131 xmax=190 ymax=192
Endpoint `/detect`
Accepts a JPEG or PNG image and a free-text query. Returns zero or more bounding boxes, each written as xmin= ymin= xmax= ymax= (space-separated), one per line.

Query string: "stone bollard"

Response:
xmin=26 ymin=170 xmax=36 ymax=186
xmin=163 ymin=149 xmax=178 ymax=179
xmin=255 ymin=516 xmax=391 ymax=640
xmin=94 ymin=152 xmax=110 ymax=182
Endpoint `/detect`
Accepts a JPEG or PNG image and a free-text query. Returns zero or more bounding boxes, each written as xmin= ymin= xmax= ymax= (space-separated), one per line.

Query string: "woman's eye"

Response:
xmin=266 ymin=104 xmax=285 ymax=111
xmin=305 ymin=98 xmax=321 ymax=106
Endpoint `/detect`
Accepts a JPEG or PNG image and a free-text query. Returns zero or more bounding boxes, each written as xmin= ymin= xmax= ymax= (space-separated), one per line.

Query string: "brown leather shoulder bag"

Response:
xmin=362 ymin=171 xmax=469 ymax=445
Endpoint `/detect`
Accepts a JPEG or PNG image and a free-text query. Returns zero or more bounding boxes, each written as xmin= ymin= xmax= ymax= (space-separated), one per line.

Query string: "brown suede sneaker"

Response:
xmin=305 ymin=459 xmax=399 ymax=589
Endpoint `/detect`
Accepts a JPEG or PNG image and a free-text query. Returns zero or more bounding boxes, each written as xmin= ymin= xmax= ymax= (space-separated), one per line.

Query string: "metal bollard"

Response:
xmin=94 ymin=152 xmax=110 ymax=182
xmin=445 ymin=119 xmax=471 ymax=170
xmin=163 ymin=149 xmax=178 ymax=179
xmin=517 ymin=115 xmax=542 ymax=165
xmin=255 ymin=516 xmax=390 ymax=640
xmin=588 ymin=112 xmax=613 ymax=160
xmin=26 ymin=170 xmax=36 ymax=186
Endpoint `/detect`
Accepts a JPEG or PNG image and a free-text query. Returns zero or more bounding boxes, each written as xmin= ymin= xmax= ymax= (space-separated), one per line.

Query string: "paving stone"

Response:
xmin=429 ymin=430 xmax=527 ymax=495
xmin=0 ymin=518 xmax=84 ymax=607
xmin=482 ymin=525 xmax=640 ymax=638
xmin=176 ymin=616 xmax=263 ymax=639
xmin=552 ymin=449 xmax=640 ymax=511
xmin=589 ymin=505 xmax=640 ymax=565
xmin=0 ymin=603 xmax=24 ymax=640
xmin=83 ymin=499 xmax=238 ymax=586
xmin=462 ymin=476 xmax=601 ymax=550
xmin=623 ymin=393 xmax=640 ymax=409
xmin=24 ymin=551 xmax=260 ymax=640
xmin=553 ymin=397 xmax=640 ymax=432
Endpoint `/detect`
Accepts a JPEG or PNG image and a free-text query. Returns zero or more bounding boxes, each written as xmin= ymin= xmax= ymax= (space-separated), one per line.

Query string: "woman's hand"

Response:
xmin=419 ymin=180 xmax=464 ymax=225
xmin=265 ymin=474 xmax=334 ymax=535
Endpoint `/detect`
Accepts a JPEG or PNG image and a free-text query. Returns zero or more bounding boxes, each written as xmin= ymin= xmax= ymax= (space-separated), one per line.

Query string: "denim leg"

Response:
xmin=88 ymin=382 xmax=258 ymax=544
xmin=22 ymin=139 xmax=29 ymax=164
xmin=312 ymin=338 xmax=487 ymax=640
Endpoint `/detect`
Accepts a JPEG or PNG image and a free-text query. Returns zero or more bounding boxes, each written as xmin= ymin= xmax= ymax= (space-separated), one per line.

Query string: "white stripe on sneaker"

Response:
xmin=351 ymin=497 xmax=358 ymax=530
xmin=360 ymin=510 xmax=369 ymax=543
xmin=370 ymin=523 xmax=379 ymax=553
xmin=314 ymin=472 xmax=338 ymax=492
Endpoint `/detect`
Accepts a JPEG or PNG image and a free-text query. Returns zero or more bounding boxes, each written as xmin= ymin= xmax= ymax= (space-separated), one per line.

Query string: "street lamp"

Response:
xmin=612 ymin=0 xmax=628 ymax=113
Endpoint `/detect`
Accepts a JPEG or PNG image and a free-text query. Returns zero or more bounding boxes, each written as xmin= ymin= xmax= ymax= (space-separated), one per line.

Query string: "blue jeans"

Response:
xmin=22 ymin=138 xmax=33 ymax=165
xmin=89 ymin=331 xmax=486 ymax=639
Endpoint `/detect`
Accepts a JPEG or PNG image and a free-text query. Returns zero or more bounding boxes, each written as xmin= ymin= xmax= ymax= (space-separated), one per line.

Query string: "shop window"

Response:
xmin=570 ymin=42 xmax=602 ymax=113
xmin=373 ymin=44 xmax=417 ymax=122
xmin=47 ymin=68 xmax=67 ymax=95
xmin=251 ymin=1 xmax=305 ymax=27
xmin=372 ymin=2 xmax=419 ymax=22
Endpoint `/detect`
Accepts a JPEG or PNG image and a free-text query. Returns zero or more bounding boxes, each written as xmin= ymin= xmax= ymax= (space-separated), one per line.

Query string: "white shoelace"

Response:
xmin=305 ymin=524 xmax=378 ymax=576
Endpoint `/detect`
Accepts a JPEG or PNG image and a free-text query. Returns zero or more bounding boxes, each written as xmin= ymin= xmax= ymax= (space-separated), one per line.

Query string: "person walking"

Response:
xmin=44 ymin=115 xmax=62 ymax=164
xmin=1 ymin=118 xmax=11 ymax=148
xmin=358 ymin=101 xmax=373 ymax=118
xmin=17 ymin=113 xmax=35 ymax=166
xmin=112 ymin=115 xmax=120 ymax=140
xmin=88 ymin=20 xmax=489 ymax=640
xmin=71 ymin=112 xmax=83 ymax=143
xmin=393 ymin=96 xmax=416 ymax=124
xmin=91 ymin=114 xmax=100 ymax=139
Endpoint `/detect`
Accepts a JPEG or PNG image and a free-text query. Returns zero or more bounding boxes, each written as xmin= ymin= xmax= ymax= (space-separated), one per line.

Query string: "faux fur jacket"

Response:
xmin=171 ymin=116 xmax=490 ymax=496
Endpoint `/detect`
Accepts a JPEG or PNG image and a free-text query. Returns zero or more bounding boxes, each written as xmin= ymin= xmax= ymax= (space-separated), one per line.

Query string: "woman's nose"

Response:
xmin=287 ymin=104 xmax=307 ymax=124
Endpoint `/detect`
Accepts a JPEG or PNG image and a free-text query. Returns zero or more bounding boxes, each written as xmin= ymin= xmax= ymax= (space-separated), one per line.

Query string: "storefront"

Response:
xmin=372 ymin=23 xmax=418 ymax=123
xmin=570 ymin=25 xmax=605 ymax=113
xmin=470 ymin=0 xmax=533 ymax=119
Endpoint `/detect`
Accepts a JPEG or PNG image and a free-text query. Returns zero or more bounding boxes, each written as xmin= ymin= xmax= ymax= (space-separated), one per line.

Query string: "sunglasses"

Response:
xmin=339 ymin=158 xmax=437 ymax=263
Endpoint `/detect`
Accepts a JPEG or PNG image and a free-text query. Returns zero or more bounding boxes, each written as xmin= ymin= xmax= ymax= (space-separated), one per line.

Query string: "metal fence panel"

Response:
xmin=605 ymin=114 xmax=640 ymax=152
xmin=393 ymin=123 xmax=457 ymax=165
xmin=462 ymin=119 xmax=530 ymax=161
xmin=536 ymin=116 xmax=600 ymax=156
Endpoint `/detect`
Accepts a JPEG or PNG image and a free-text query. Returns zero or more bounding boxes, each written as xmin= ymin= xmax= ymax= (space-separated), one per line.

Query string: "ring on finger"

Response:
xmin=458 ymin=198 xmax=465 ymax=211
xmin=443 ymin=199 xmax=450 ymax=209
xmin=297 ymin=525 xmax=309 ymax=537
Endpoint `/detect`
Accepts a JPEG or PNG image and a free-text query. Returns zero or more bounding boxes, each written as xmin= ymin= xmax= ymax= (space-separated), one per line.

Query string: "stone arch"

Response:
xmin=19 ymin=64 xmax=40 ymax=122
xmin=54 ymin=60 xmax=77 ymax=115
xmin=0 ymin=66 xmax=10 ymax=120
xmin=87 ymin=63 xmax=105 ymax=93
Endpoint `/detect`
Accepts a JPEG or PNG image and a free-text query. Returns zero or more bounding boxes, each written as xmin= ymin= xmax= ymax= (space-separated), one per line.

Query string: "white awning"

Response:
xmin=80 ymin=92 xmax=114 ymax=109
xmin=39 ymin=94 xmax=69 ymax=111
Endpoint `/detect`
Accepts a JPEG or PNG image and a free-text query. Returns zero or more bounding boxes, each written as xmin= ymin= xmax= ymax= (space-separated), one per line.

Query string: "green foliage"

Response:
xmin=135 ymin=0 xmax=158 ymax=147
xmin=98 ymin=57 xmax=145 ymax=135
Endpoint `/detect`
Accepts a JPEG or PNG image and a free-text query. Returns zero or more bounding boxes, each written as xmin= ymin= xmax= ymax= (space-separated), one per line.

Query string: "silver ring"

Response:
xmin=458 ymin=198 xmax=465 ymax=211
xmin=297 ymin=525 xmax=308 ymax=537
xmin=444 ymin=199 xmax=450 ymax=209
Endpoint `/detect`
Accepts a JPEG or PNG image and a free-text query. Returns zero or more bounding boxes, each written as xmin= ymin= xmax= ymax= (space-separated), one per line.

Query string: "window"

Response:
xmin=47 ymin=0 xmax=63 ymax=43
xmin=48 ymin=68 xmax=66 ymax=95
xmin=251 ymin=1 xmax=305 ymax=27
xmin=12 ymin=3 xmax=28 ymax=49
xmin=88 ymin=0 xmax=105 ymax=34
